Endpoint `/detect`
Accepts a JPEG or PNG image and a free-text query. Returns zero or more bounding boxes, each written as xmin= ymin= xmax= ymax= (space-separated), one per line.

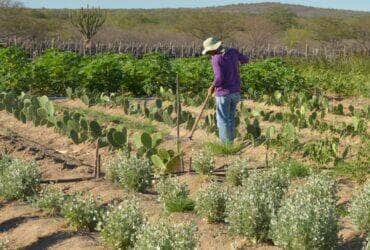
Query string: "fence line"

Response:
xmin=1 ymin=37 xmax=369 ymax=59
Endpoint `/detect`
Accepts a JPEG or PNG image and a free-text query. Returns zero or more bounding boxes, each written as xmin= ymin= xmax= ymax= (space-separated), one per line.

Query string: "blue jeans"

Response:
xmin=215 ymin=92 xmax=240 ymax=143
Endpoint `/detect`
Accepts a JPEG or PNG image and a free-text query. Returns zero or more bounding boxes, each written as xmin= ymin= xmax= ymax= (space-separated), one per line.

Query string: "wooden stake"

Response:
xmin=176 ymin=74 xmax=184 ymax=172
xmin=94 ymin=141 xmax=100 ymax=178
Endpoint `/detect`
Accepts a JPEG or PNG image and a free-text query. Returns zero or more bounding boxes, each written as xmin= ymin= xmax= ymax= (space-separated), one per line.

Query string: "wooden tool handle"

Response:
xmin=188 ymin=90 xmax=212 ymax=140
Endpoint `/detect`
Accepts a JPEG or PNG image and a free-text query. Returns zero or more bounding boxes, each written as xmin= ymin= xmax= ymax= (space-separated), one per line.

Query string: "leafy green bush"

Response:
xmin=157 ymin=177 xmax=194 ymax=213
xmin=99 ymin=199 xmax=144 ymax=249
xmin=79 ymin=53 xmax=124 ymax=94
xmin=240 ymin=58 xmax=306 ymax=98
xmin=192 ymin=151 xmax=215 ymax=175
xmin=226 ymin=159 xmax=249 ymax=186
xmin=61 ymin=193 xmax=102 ymax=231
xmin=0 ymin=158 xmax=41 ymax=201
xmin=226 ymin=168 xmax=289 ymax=242
xmin=30 ymin=49 xmax=81 ymax=95
xmin=271 ymin=174 xmax=339 ymax=249
xmin=32 ymin=186 xmax=68 ymax=216
xmin=135 ymin=52 xmax=174 ymax=95
xmin=135 ymin=220 xmax=198 ymax=250
xmin=0 ymin=46 xmax=30 ymax=92
xmin=195 ymin=182 xmax=229 ymax=223
xmin=172 ymin=57 xmax=213 ymax=94
xmin=349 ymin=181 xmax=370 ymax=233
xmin=107 ymin=154 xmax=152 ymax=192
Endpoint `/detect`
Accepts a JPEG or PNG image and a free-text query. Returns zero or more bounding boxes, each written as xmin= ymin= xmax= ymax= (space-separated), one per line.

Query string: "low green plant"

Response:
xmin=32 ymin=186 xmax=68 ymax=216
xmin=195 ymin=182 xmax=229 ymax=223
xmin=192 ymin=151 xmax=215 ymax=175
xmin=275 ymin=158 xmax=310 ymax=179
xmin=134 ymin=220 xmax=198 ymax=250
xmin=204 ymin=141 xmax=244 ymax=155
xmin=106 ymin=154 xmax=152 ymax=192
xmin=99 ymin=199 xmax=144 ymax=249
xmin=61 ymin=193 xmax=102 ymax=231
xmin=303 ymin=138 xmax=340 ymax=165
xmin=226 ymin=159 xmax=249 ymax=186
xmin=226 ymin=168 xmax=289 ymax=242
xmin=349 ymin=181 xmax=369 ymax=233
xmin=270 ymin=174 xmax=339 ymax=249
xmin=0 ymin=158 xmax=41 ymax=201
xmin=156 ymin=177 xmax=194 ymax=213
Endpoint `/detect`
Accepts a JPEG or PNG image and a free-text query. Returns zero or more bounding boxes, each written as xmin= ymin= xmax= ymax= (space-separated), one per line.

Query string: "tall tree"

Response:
xmin=70 ymin=6 xmax=107 ymax=49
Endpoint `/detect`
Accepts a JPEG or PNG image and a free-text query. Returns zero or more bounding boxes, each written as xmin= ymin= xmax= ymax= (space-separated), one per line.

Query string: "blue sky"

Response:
xmin=23 ymin=0 xmax=370 ymax=11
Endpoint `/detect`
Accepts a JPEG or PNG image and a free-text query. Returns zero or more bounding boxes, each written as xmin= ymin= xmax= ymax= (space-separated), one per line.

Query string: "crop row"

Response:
xmin=1 ymin=153 xmax=368 ymax=249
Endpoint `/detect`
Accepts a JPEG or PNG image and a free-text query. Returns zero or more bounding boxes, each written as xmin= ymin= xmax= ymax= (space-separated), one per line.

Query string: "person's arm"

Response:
xmin=238 ymin=51 xmax=249 ymax=65
xmin=212 ymin=55 xmax=223 ymax=87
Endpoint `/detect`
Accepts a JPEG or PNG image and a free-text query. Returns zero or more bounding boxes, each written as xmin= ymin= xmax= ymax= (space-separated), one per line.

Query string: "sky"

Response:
xmin=23 ymin=0 xmax=370 ymax=11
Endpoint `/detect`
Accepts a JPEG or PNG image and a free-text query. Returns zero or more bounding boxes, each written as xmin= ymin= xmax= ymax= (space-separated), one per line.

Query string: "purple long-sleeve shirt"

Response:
xmin=211 ymin=48 xmax=249 ymax=96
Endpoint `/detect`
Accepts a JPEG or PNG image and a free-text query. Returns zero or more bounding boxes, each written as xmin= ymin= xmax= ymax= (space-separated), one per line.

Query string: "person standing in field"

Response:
xmin=202 ymin=37 xmax=249 ymax=143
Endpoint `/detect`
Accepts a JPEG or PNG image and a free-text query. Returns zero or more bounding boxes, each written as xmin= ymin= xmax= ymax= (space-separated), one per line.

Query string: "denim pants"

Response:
xmin=215 ymin=92 xmax=240 ymax=143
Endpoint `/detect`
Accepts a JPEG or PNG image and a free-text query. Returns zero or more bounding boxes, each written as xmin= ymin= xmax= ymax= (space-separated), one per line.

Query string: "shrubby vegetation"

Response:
xmin=226 ymin=168 xmax=289 ymax=242
xmin=0 ymin=156 xmax=41 ymax=201
xmin=61 ymin=193 xmax=102 ymax=231
xmin=135 ymin=220 xmax=198 ymax=250
xmin=226 ymin=159 xmax=249 ymax=186
xmin=157 ymin=177 xmax=194 ymax=212
xmin=99 ymin=200 xmax=144 ymax=249
xmin=270 ymin=174 xmax=339 ymax=249
xmin=106 ymin=153 xmax=152 ymax=192
xmin=32 ymin=186 xmax=69 ymax=216
xmin=192 ymin=151 xmax=215 ymax=175
xmin=195 ymin=182 xmax=229 ymax=223
xmin=349 ymin=181 xmax=370 ymax=233
xmin=1 ymin=46 xmax=368 ymax=98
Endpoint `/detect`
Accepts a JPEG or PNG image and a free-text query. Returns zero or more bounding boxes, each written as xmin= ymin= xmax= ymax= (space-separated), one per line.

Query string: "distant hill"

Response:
xmin=208 ymin=2 xmax=369 ymax=17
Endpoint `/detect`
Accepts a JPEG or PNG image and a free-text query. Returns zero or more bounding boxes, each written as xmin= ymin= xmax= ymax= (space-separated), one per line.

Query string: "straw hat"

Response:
xmin=202 ymin=37 xmax=222 ymax=55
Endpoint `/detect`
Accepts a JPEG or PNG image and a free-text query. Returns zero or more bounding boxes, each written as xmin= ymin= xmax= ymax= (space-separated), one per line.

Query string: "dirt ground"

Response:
xmin=0 ymin=96 xmax=367 ymax=249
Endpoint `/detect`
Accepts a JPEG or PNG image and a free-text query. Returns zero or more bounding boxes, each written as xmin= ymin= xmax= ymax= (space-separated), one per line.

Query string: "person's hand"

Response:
xmin=208 ymin=85 xmax=215 ymax=95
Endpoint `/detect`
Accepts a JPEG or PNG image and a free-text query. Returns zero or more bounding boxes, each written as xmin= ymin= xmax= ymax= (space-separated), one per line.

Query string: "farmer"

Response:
xmin=202 ymin=37 xmax=249 ymax=143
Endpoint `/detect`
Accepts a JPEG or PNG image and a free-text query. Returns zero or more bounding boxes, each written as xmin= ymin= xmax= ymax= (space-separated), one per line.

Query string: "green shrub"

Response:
xmin=195 ymin=182 xmax=229 ymax=223
xmin=157 ymin=177 xmax=194 ymax=213
xmin=275 ymin=159 xmax=310 ymax=179
xmin=99 ymin=199 xmax=144 ymax=249
xmin=0 ymin=158 xmax=41 ymax=201
xmin=61 ymin=193 xmax=102 ymax=231
xmin=192 ymin=151 xmax=215 ymax=175
xmin=172 ymin=57 xmax=213 ymax=94
xmin=240 ymin=58 xmax=306 ymax=98
xmin=226 ymin=168 xmax=289 ymax=242
xmin=226 ymin=159 xmax=249 ymax=186
xmin=107 ymin=154 xmax=152 ymax=192
xmin=135 ymin=52 xmax=174 ymax=96
xmin=271 ymin=174 xmax=339 ymax=249
xmin=79 ymin=53 xmax=124 ymax=94
xmin=0 ymin=46 xmax=30 ymax=92
xmin=30 ymin=49 xmax=81 ymax=95
xmin=349 ymin=181 xmax=370 ymax=233
xmin=135 ymin=220 xmax=198 ymax=250
xmin=32 ymin=186 xmax=68 ymax=216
